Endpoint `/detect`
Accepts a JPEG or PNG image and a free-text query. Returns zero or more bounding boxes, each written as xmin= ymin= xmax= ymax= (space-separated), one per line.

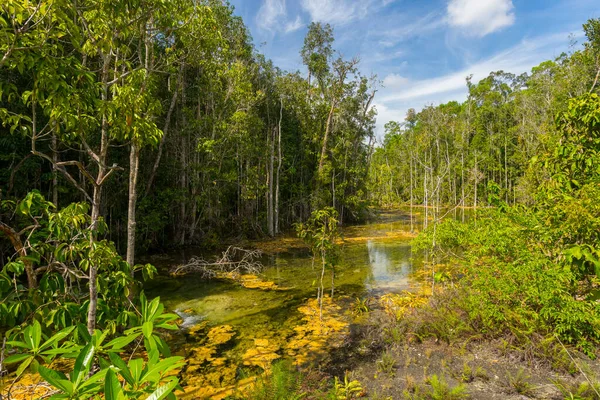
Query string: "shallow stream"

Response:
xmin=144 ymin=209 xmax=427 ymax=397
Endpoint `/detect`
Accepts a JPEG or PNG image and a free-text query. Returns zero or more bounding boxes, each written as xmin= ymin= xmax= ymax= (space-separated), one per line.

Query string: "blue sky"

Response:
xmin=228 ymin=0 xmax=600 ymax=138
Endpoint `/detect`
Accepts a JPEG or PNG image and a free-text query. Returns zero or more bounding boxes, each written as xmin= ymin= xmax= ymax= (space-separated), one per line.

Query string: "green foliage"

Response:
xmin=424 ymin=375 xmax=468 ymax=400
xmin=247 ymin=360 xmax=306 ymax=400
xmin=296 ymin=207 xmax=340 ymax=265
xmin=0 ymin=192 xmax=155 ymax=330
xmin=329 ymin=373 xmax=363 ymax=400
xmin=296 ymin=207 xmax=340 ymax=315
xmin=506 ymin=368 xmax=535 ymax=396
xmin=414 ymin=208 xmax=600 ymax=354
xmin=4 ymin=292 xmax=184 ymax=399
xmin=376 ymin=351 xmax=397 ymax=375
xmin=351 ymin=297 xmax=370 ymax=316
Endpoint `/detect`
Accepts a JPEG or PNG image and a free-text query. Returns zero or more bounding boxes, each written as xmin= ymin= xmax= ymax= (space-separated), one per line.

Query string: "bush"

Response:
xmin=411 ymin=207 xmax=600 ymax=356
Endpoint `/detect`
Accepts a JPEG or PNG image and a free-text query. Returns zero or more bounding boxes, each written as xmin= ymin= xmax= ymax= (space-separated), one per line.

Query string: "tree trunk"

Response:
xmin=88 ymin=53 xmax=111 ymax=335
xmin=267 ymin=126 xmax=274 ymax=237
xmin=410 ymin=157 xmax=413 ymax=232
xmin=126 ymin=142 xmax=140 ymax=270
xmin=318 ymin=101 xmax=336 ymax=177
xmin=145 ymin=82 xmax=179 ymax=196
xmin=0 ymin=222 xmax=36 ymax=289
xmin=275 ymin=97 xmax=282 ymax=234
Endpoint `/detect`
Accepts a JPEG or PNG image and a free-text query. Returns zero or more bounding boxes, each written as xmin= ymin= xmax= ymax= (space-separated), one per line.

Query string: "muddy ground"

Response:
xmin=325 ymin=309 xmax=600 ymax=400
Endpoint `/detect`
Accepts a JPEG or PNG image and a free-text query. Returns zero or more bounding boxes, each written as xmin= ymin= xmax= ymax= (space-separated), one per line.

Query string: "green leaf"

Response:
xmin=108 ymin=352 xmax=134 ymax=386
xmin=30 ymin=321 xmax=42 ymax=349
xmin=79 ymin=368 xmax=108 ymax=394
xmin=106 ymin=333 xmax=138 ymax=350
xmin=40 ymin=326 xmax=75 ymax=351
xmin=142 ymin=321 xmax=154 ymax=339
xmin=3 ymin=353 xmax=31 ymax=364
xmin=144 ymin=378 xmax=179 ymax=400
xmin=73 ymin=343 xmax=95 ymax=386
xmin=15 ymin=356 xmax=33 ymax=376
xmin=128 ymin=358 xmax=143 ymax=383
xmin=104 ymin=368 xmax=122 ymax=400
xmin=38 ymin=365 xmax=72 ymax=394
xmin=141 ymin=357 xmax=185 ymax=384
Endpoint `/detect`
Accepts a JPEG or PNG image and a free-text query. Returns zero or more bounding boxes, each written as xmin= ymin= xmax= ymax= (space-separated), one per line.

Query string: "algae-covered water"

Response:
xmin=147 ymin=210 xmax=421 ymax=333
xmin=144 ymin=209 xmax=427 ymax=398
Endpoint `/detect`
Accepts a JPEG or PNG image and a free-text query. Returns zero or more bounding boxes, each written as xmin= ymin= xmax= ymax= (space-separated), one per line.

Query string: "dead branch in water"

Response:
xmin=170 ymin=246 xmax=263 ymax=278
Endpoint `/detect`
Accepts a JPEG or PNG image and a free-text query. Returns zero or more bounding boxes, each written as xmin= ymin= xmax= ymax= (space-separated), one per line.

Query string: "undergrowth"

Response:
xmin=406 ymin=207 xmax=600 ymax=367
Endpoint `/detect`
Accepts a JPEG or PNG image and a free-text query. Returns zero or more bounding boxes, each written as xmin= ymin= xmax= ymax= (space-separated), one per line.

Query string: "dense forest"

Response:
xmin=0 ymin=0 xmax=376 ymax=259
xmin=1 ymin=0 xmax=600 ymax=398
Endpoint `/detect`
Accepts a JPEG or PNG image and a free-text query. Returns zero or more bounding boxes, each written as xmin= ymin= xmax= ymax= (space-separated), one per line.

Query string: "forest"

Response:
xmin=1 ymin=0 xmax=600 ymax=398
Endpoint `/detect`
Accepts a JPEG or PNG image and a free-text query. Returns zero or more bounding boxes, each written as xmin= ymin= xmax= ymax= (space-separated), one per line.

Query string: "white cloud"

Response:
xmin=285 ymin=15 xmax=304 ymax=33
xmin=374 ymin=31 xmax=575 ymax=138
xmin=447 ymin=0 xmax=515 ymax=37
xmin=382 ymin=73 xmax=410 ymax=88
xmin=372 ymin=12 xmax=446 ymax=47
xmin=300 ymin=0 xmax=372 ymax=25
xmin=257 ymin=0 xmax=286 ymax=31
xmin=256 ymin=0 xmax=304 ymax=35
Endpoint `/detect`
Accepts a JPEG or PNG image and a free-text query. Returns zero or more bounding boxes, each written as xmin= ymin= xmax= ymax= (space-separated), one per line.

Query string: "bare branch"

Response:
xmin=171 ymin=246 xmax=263 ymax=277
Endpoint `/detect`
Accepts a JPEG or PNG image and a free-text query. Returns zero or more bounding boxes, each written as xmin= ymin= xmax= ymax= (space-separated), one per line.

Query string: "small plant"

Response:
xmin=474 ymin=366 xmax=489 ymax=381
xmin=404 ymin=374 xmax=417 ymax=393
xmin=507 ymin=368 xmax=534 ymax=397
xmin=459 ymin=362 xmax=474 ymax=383
xmin=352 ymin=297 xmax=370 ymax=316
xmin=248 ymin=360 xmax=306 ymax=400
xmin=424 ymin=348 xmax=433 ymax=359
xmin=552 ymin=378 xmax=600 ymax=400
xmin=383 ymin=326 xmax=403 ymax=344
xmin=376 ymin=351 xmax=397 ymax=375
xmin=330 ymin=372 xmax=364 ymax=399
xmin=425 ymin=374 xmax=468 ymax=400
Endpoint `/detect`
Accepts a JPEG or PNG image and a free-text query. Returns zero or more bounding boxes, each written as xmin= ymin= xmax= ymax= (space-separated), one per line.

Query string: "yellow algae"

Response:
xmin=189 ymin=345 xmax=217 ymax=364
xmin=213 ymin=271 xmax=285 ymax=291
xmin=242 ymin=338 xmax=280 ymax=370
xmin=340 ymin=230 xmax=417 ymax=244
xmin=182 ymin=376 xmax=258 ymax=400
xmin=0 ymin=373 xmax=55 ymax=399
xmin=187 ymin=320 xmax=210 ymax=338
xmin=238 ymin=274 xmax=278 ymax=290
xmin=379 ymin=290 xmax=430 ymax=320
xmin=207 ymin=325 xmax=235 ymax=345
xmin=285 ymin=296 xmax=350 ymax=366
xmin=252 ymin=236 xmax=307 ymax=254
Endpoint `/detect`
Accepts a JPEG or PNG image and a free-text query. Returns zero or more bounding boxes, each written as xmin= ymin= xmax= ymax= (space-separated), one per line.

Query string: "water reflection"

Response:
xmin=365 ymin=240 xmax=414 ymax=294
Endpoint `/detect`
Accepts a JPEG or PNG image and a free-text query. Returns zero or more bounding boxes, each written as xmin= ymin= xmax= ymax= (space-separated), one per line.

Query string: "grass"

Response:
xmin=506 ymin=368 xmax=535 ymax=397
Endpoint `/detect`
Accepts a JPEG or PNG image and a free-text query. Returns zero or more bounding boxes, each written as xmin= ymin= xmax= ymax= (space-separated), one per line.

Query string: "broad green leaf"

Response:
xmin=142 ymin=321 xmax=154 ymax=339
xmin=15 ymin=356 xmax=33 ymax=377
xmin=145 ymin=378 xmax=179 ymax=400
xmin=40 ymin=326 xmax=75 ymax=351
xmin=104 ymin=368 xmax=122 ymax=400
xmin=108 ymin=352 xmax=134 ymax=384
xmin=38 ymin=365 xmax=72 ymax=394
xmin=73 ymin=343 xmax=95 ymax=386
xmin=3 ymin=353 xmax=30 ymax=364
xmin=106 ymin=333 xmax=138 ymax=350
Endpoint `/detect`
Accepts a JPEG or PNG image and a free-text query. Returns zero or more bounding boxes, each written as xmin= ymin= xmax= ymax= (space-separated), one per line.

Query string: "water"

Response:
xmin=143 ymin=209 xmax=425 ymax=397
xmin=146 ymin=210 xmax=421 ymax=327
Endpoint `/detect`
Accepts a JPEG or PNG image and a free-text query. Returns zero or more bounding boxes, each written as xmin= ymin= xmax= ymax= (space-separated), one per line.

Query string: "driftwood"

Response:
xmin=170 ymin=246 xmax=263 ymax=278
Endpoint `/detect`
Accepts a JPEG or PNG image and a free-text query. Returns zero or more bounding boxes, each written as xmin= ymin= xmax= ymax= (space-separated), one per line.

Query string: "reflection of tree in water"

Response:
xmin=365 ymin=241 xmax=414 ymax=293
